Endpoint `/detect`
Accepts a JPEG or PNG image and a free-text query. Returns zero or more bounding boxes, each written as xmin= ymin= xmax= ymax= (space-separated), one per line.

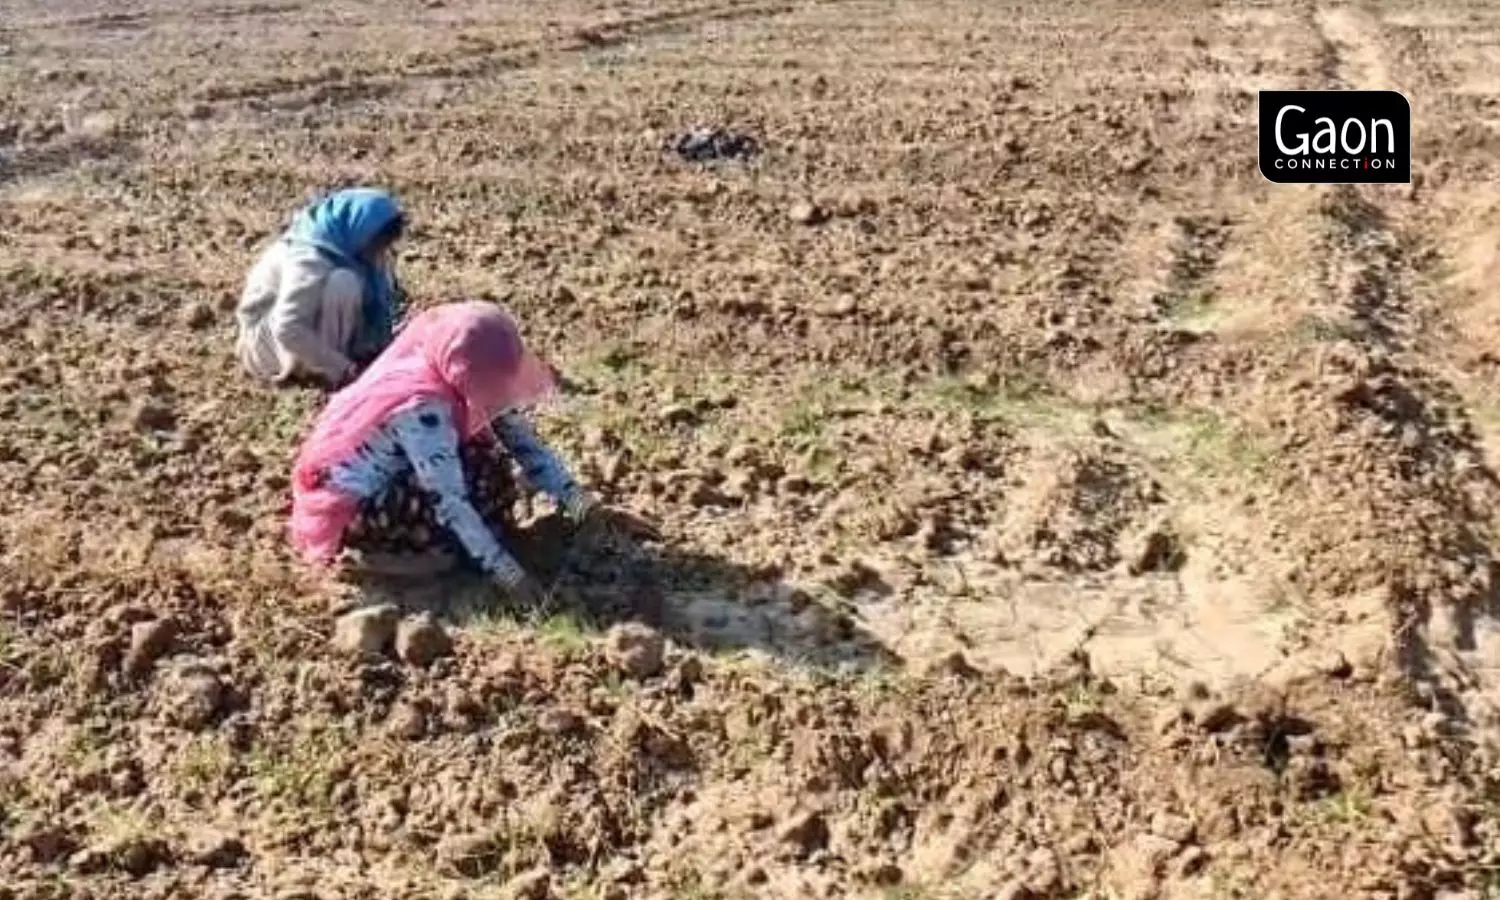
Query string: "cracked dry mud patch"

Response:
xmin=6 ymin=0 xmax=1500 ymax=897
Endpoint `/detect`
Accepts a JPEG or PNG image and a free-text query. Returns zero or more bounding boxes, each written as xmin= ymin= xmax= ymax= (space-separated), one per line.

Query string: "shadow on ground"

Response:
xmin=340 ymin=511 xmax=902 ymax=673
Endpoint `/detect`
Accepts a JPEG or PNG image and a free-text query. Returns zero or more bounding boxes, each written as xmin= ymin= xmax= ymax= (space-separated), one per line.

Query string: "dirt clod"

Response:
xmin=604 ymin=622 xmax=666 ymax=679
xmin=1191 ymin=700 xmax=1243 ymax=733
xmin=789 ymin=199 xmax=827 ymax=225
xmin=669 ymin=655 xmax=704 ymax=690
xmin=780 ymin=810 xmax=830 ymax=858
xmin=994 ymin=880 xmax=1036 ymax=900
xmin=658 ymin=404 xmax=700 ymax=426
xmin=395 ymin=613 xmax=452 ymax=667
xmin=924 ymin=650 xmax=982 ymax=679
xmin=505 ymin=869 xmax=553 ymax=900
xmin=1152 ymin=706 xmax=1186 ymax=735
xmin=1149 ymin=812 xmax=1195 ymax=844
xmin=157 ymin=660 xmax=228 ymax=730
xmin=1106 ymin=834 xmax=1179 ymax=900
xmin=538 ymin=707 xmax=585 ymax=736
xmin=1176 ymin=846 xmax=1208 ymax=877
xmin=21 ymin=824 xmax=79 ymax=863
xmin=388 ymin=702 xmax=429 ymax=740
xmin=131 ymin=400 xmax=177 ymax=432
xmin=1123 ymin=525 xmax=1183 ymax=575
xmin=439 ymin=833 xmax=502 ymax=879
xmin=1315 ymin=650 xmax=1354 ymax=679
xmin=70 ymin=847 xmax=107 ymax=874
xmin=334 ymin=605 xmax=400 ymax=657
xmin=187 ymin=831 xmax=248 ymax=869
xmin=1023 ymin=847 xmax=1063 ymax=893
xmin=125 ymin=617 xmax=178 ymax=676
xmin=444 ymin=685 xmax=485 ymax=730
xmin=106 ymin=836 xmax=172 ymax=877
xmin=184 ymin=303 xmax=216 ymax=329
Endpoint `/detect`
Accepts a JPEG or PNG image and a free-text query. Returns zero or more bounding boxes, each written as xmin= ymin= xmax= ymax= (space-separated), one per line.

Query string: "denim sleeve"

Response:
xmin=492 ymin=412 xmax=593 ymax=520
xmin=388 ymin=402 xmax=529 ymax=585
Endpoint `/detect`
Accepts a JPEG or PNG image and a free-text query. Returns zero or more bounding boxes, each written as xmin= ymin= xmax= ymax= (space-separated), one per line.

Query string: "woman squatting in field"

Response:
xmin=288 ymin=301 xmax=656 ymax=608
xmin=235 ymin=187 xmax=408 ymax=389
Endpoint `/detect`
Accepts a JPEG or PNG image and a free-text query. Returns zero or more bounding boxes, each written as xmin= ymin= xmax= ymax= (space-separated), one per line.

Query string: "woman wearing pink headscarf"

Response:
xmin=289 ymin=300 xmax=654 ymax=607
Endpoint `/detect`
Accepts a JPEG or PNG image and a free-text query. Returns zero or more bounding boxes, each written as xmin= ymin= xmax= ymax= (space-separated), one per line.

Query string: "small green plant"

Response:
xmin=928 ymin=377 xmax=991 ymax=411
xmin=1064 ymin=682 xmax=1103 ymax=720
xmin=91 ymin=804 xmax=159 ymax=845
xmin=1209 ymin=870 xmax=1254 ymax=899
xmin=926 ymin=371 xmax=1056 ymax=421
xmin=1127 ymin=399 xmax=1173 ymax=427
xmin=436 ymin=815 xmax=550 ymax=883
xmin=595 ymin=341 xmax=642 ymax=374
xmin=1468 ymin=400 xmax=1500 ymax=437
xmin=248 ymin=729 xmax=347 ymax=815
xmin=1127 ymin=406 xmax=1274 ymax=478
xmin=464 ymin=605 xmax=520 ymax=635
xmin=63 ymin=725 xmax=107 ymax=767
xmin=998 ymin=370 xmax=1053 ymax=403
xmin=1314 ymin=788 xmax=1372 ymax=824
xmin=0 ymin=620 xmax=21 ymax=671
xmin=534 ymin=610 xmax=591 ymax=652
xmin=666 ymin=871 xmax=723 ymax=900
xmin=173 ymin=736 xmax=235 ymax=795
xmin=803 ymin=443 xmax=840 ymax=476
xmin=23 ymin=645 xmax=72 ymax=691
xmin=1184 ymin=413 xmax=1273 ymax=475
xmin=266 ymin=392 xmax=317 ymax=443
xmin=1165 ymin=286 xmax=1216 ymax=323
xmin=1479 ymin=867 xmax=1500 ymax=900
xmin=1292 ymin=314 xmax=1362 ymax=344
xmin=781 ymin=401 xmax=826 ymax=440
xmin=855 ymin=668 xmax=904 ymax=702
xmin=601 ymin=670 xmax=631 ymax=700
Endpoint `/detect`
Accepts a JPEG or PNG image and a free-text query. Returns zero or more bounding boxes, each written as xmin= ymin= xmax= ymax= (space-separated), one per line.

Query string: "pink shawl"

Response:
xmin=288 ymin=301 xmax=556 ymax=565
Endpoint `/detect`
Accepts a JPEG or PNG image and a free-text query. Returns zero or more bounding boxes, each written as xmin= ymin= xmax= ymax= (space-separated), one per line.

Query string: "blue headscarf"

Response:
xmin=285 ymin=187 xmax=405 ymax=360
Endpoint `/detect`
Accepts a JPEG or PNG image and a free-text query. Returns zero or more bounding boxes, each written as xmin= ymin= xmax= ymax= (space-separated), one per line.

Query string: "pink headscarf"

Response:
xmin=288 ymin=301 xmax=557 ymax=565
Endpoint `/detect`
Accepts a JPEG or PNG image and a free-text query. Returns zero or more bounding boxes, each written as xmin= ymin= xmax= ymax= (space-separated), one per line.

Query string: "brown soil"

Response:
xmin=3 ymin=0 xmax=1500 ymax=898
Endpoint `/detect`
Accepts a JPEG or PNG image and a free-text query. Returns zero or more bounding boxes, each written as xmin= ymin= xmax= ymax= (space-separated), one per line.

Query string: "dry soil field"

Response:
xmin=3 ymin=0 xmax=1500 ymax=897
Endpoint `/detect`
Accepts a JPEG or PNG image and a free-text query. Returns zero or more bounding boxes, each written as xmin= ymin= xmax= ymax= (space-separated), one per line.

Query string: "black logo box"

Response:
xmin=1258 ymin=90 xmax=1411 ymax=185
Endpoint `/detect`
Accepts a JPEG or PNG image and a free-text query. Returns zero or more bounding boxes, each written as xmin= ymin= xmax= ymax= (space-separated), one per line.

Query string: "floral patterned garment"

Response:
xmin=324 ymin=400 xmax=591 ymax=584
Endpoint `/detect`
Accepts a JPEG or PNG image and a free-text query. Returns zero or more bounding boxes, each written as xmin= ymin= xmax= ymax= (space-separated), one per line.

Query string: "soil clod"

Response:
xmin=125 ymin=617 xmax=178 ymax=677
xmin=187 ymin=831 xmax=249 ymax=869
xmin=395 ymin=613 xmax=452 ymax=667
xmin=156 ymin=659 xmax=229 ymax=730
xmin=789 ymin=200 xmax=827 ymax=226
xmin=334 ymin=605 xmax=401 ymax=657
xmin=604 ymin=622 xmax=666 ymax=679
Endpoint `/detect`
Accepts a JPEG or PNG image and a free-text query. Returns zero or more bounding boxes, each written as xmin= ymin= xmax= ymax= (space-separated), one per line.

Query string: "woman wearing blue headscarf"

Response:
xmin=235 ymin=187 xmax=407 ymax=388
